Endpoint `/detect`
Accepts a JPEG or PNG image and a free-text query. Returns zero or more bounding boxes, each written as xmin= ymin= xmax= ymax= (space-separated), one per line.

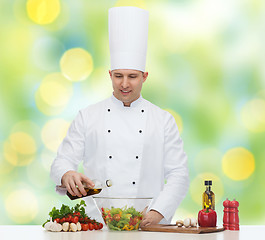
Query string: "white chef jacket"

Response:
xmin=50 ymin=95 xmax=189 ymax=224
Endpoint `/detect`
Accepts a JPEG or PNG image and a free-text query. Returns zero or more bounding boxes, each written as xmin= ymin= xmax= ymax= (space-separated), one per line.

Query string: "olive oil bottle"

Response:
xmin=202 ymin=180 xmax=215 ymax=210
xmin=67 ymin=179 xmax=112 ymax=200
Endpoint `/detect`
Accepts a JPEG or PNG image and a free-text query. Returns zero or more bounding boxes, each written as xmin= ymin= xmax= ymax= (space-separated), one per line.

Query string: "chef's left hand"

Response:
xmin=140 ymin=210 xmax=164 ymax=227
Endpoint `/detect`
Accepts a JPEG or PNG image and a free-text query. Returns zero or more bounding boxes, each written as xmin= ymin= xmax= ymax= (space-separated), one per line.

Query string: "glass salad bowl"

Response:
xmin=92 ymin=197 xmax=153 ymax=231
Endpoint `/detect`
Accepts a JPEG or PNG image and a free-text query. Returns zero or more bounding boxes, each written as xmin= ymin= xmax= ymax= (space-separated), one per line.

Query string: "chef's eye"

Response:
xmin=129 ymin=76 xmax=137 ymax=78
xmin=115 ymin=75 xmax=122 ymax=78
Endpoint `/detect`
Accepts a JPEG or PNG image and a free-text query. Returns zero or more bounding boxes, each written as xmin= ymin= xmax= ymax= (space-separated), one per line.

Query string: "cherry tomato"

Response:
xmin=54 ymin=218 xmax=60 ymax=223
xmin=60 ymin=217 xmax=66 ymax=224
xmin=98 ymin=223 xmax=103 ymax=230
xmin=94 ymin=223 xmax=99 ymax=230
xmin=65 ymin=214 xmax=72 ymax=222
xmin=82 ymin=223 xmax=89 ymax=231
xmin=88 ymin=223 xmax=94 ymax=231
xmin=72 ymin=216 xmax=79 ymax=224
xmin=74 ymin=212 xmax=81 ymax=216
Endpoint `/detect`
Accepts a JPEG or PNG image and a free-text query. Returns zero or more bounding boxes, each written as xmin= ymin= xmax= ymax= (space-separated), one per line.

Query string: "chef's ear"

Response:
xmin=109 ymin=70 xmax=112 ymax=78
xmin=142 ymin=72 xmax=148 ymax=83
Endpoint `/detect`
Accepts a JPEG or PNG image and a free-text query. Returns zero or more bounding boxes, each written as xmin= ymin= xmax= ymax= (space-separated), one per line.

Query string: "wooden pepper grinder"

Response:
xmin=229 ymin=198 xmax=240 ymax=230
xmin=223 ymin=198 xmax=230 ymax=230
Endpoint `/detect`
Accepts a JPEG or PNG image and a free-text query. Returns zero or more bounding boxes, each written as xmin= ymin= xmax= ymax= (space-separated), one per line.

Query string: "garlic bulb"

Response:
xmin=44 ymin=217 xmax=62 ymax=232
xmin=44 ymin=217 xmax=53 ymax=231
xmin=50 ymin=220 xmax=62 ymax=232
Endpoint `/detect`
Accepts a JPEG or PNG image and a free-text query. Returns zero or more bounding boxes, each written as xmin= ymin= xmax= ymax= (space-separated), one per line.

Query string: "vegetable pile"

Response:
xmin=101 ymin=206 xmax=143 ymax=231
xmin=43 ymin=200 xmax=103 ymax=232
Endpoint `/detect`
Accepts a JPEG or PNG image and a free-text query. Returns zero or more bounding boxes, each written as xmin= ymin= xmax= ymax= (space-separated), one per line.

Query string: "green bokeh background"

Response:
xmin=1 ymin=0 xmax=265 ymax=225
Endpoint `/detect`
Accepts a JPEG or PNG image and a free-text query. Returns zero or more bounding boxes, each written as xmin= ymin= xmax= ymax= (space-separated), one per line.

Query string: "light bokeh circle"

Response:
xmin=4 ymin=131 xmax=37 ymax=167
xmin=27 ymin=0 xmax=61 ymax=25
xmin=9 ymin=132 xmax=36 ymax=155
xmin=35 ymin=89 xmax=65 ymax=116
xmin=41 ymin=118 xmax=70 ymax=152
xmin=222 ymin=147 xmax=255 ymax=181
xmin=4 ymin=140 xmax=35 ymax=166
xmin=165 ymin=109 xmax=183 ymax=134
xmin=39 ymin=73 xmax=73 ymax=107
xmin=60 ymin=48 xmax=94 ymax=82
xmin=5 ymin=189 xmax=38 ymax=224
xmin=190 ymin=173 xmax=224 ymax=206
xmin=3 ymin=141 xmax=18 ymax=166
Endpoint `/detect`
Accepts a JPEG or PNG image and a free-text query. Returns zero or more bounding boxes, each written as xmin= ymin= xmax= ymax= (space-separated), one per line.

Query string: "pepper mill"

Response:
xmin=223 ymin=198 xmax=230 ymax=230
xmin=229 ymin=198 xmax=239 ymax=230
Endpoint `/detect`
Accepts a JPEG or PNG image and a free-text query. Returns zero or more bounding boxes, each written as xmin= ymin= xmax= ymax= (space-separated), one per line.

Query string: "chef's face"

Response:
xmin=109 ymin=69 xmax=148 ymax=107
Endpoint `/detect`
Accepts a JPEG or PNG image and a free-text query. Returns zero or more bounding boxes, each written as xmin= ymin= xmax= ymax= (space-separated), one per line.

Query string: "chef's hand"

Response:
xmin=140 ymin=210 xmax=164 ymax=227
xmin=61 ymin=170 xmax=95 ymax=197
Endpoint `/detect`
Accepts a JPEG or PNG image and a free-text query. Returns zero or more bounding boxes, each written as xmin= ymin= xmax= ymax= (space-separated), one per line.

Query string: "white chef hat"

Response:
xmin=108 ymin=6 xmax=149 ymax=72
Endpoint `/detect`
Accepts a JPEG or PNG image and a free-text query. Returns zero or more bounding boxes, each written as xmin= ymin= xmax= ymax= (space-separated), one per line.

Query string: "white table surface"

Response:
xmin=1 ymin=225 xmax=264 ymax=240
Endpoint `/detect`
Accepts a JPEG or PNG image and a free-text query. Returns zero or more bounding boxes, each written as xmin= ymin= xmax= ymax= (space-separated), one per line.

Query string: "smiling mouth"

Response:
xmin=120 ymin=90 xmax=131 ymax=95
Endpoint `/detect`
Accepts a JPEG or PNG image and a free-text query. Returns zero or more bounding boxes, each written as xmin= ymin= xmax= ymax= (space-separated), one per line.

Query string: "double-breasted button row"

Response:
xmin=107 ymin=108 xmax=144 ymax=112
xmin=108 ymin=129 xmax=142 ymax=133
xmin=108 ymin=156 xmax=139 ymax=160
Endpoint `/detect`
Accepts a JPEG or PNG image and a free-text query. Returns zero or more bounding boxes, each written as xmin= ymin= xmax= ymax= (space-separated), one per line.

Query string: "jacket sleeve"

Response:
xmin=50 ymin=111 xmax=86 ymax=185
xmin=150 ymin=113 xmax=189 ymax=222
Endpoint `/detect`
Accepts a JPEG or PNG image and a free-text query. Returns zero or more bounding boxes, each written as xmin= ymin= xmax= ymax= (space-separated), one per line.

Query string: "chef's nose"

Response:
xmin=121 ymin=77 xmax=129 ymax=88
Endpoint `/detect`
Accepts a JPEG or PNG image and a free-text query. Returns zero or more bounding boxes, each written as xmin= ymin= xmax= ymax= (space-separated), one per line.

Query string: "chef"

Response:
xmin=50 ymin=6 xmax=189 ymax=226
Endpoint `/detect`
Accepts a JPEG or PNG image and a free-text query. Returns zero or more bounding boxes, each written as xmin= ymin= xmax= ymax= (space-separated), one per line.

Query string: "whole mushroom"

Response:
xmin=190 ymin=218 xmax=197 ymax=227
xmin=176 ymin=220 xmax=184 ymax=227
xmin=183 ymin=218 xmax=191 ymax=228
xmin=62 ymin=222 xmax=69 ymax=232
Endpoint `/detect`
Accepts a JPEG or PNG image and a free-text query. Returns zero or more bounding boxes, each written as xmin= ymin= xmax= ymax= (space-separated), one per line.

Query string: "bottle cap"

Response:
xmin=106 ymin=180 xmax=112 ymax=187
xmin=204 ymin=180 xmax=209 ymax=185
xmin=209 ymin=180 xmax=212 ymax=185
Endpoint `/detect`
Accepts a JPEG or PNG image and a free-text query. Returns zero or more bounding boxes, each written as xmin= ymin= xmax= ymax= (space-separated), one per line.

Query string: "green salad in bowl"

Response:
xmin=93 ymin=197 xmax=152 ymax=231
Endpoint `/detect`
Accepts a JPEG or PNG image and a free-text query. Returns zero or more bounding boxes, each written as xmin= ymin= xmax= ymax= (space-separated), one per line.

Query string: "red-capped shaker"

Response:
xmin=229 ymin=198 xmax=239 ymax=230
xmin=223 ymin=198 xmax=230 ymax=230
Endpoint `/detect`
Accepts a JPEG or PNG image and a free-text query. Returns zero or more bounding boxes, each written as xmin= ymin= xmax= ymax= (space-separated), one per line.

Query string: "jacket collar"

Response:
xmin=111 ymin=94 xmax=143 ymax=109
